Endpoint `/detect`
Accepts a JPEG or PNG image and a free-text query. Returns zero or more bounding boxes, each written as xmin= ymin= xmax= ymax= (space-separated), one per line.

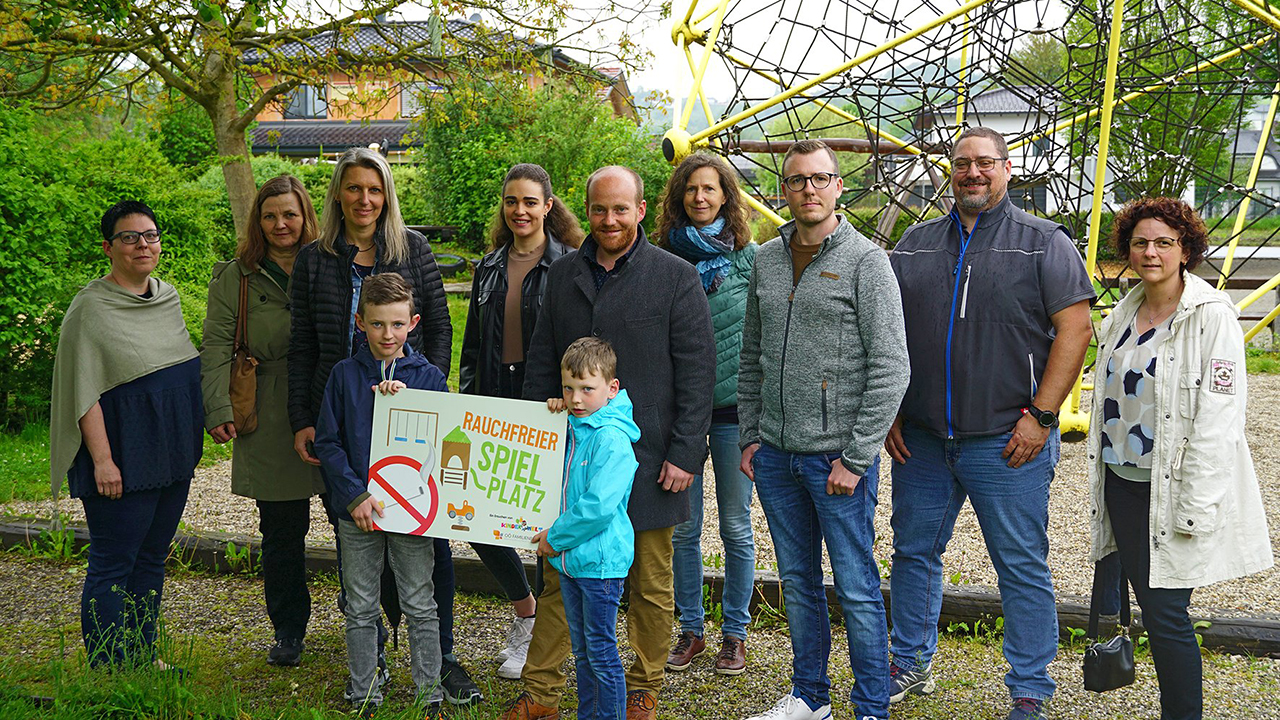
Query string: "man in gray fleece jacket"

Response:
xmin=737 ymin=139 xmax=909 ymax=720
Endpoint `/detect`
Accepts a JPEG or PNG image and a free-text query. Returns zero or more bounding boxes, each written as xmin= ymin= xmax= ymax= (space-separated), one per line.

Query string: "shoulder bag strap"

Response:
xmin=235 ymin=270 xmax=250 ymax=353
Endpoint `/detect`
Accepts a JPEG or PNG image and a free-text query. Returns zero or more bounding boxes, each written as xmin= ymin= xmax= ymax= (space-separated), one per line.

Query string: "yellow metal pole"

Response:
xmin=1237 ymin=269 xmax=1280 ymax=310
xmin=678 ymin=0 xmax=731 ymax=130
xmin=741 ymin=189 xmax=787 ymax=226
xmin=1219 ymin=84 xmax=1280 ymax=289
xmin=1063 ymin=0 xmax=1126 ymax=433
xmin=687 ymin=0 xmax=998 ymax=145
xmin=1244 ymin=303 xmax=1280 ymax=342
xmin=708 ymin=46 xmax=949 ymax=168
xmin=1227 ymin=0 xmax=1280 ymax=33
xmin=1009 ymin=35 xmax=1274 ymax=152
xmin=955 ymin=14 xmax=970 ymax=137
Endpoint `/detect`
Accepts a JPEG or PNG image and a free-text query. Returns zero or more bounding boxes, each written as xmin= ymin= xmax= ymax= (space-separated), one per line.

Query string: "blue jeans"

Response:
xmin=338 ymin=520 xmax=442 ymax=705
xmin=889 ymin=422 xmax=1059 ymax=701
xmin=561 ymin=575 xmax=626 ymax=720
xmin=752 ymin=443 xmax=888 ymax=718
xmin=81 ymin=479 xmax=190 ymax=667
xmin=672 ymin=422 xmax=756 ymax=640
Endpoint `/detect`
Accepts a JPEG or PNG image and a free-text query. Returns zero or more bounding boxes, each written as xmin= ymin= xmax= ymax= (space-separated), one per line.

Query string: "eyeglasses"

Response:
xmin=111 ymin=229 xmax=163 ymax=245
xmin=1130 ymin=236 xmax=1180 ymax=253
xmin=951 ymin=156 xmax=1007 ymax=173
xmin=782 ymin=172 xmax=838 ymax=192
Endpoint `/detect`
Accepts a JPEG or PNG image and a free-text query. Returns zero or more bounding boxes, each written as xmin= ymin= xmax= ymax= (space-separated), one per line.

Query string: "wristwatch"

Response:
xmin=1023 ymin=404 xmax=1059 ymax=428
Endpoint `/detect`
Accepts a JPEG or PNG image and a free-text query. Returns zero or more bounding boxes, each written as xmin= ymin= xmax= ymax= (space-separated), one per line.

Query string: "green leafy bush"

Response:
xmin=411 ymin=76 xmax=671 ymax=251
xmin=0 ymin=103 xmax=219 ymax=426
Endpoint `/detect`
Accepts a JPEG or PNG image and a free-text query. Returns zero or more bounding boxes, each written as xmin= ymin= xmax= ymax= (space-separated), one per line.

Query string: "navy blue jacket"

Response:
xmin=314 ymin=346 xmax=448 ymax=520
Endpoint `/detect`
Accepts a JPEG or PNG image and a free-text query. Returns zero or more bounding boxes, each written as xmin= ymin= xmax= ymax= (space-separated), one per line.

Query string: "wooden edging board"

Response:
xmin=3 ymin=517 xmax=1277 ymax=658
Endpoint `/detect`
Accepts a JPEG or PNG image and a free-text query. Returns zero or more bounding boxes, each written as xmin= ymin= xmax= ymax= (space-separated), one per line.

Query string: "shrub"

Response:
xmin=411 ymin=75 xmax=671 ymax=251
xmin=0 ymin=104 xmax=219 ymax=426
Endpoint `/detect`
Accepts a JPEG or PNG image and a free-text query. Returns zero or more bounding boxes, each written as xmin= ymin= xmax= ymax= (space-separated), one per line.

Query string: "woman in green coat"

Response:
xmin=201 ymin=175 xmax=325 ymax=666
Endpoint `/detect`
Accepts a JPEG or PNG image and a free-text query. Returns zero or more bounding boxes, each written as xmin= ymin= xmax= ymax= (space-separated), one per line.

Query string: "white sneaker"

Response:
xmin=744 ymin=694 xmax=832 ymax=720
xmin=495 ymin=615 xmax=535 ymax=663
xmin=496 ymin=616 xmax=535 ymax=679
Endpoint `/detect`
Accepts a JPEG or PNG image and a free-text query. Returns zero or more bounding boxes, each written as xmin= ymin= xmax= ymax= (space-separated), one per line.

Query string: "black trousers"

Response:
xmin=1105 ymin=468 xmax=1202 ymax=720
xmin=257 ymin=499 xmax=313 ymax=641
xmin=472 ymin=359 xmax=542 ymax=602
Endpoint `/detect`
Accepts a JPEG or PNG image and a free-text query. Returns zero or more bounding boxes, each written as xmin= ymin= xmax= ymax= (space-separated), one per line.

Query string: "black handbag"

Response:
xmin=1083 ymin=557 xmax=1135 ymax=692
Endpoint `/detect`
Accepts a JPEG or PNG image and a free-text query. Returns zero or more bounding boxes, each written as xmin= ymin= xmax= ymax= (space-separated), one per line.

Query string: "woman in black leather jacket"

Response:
xmin=459 ymin=162 xmax=583 ymax=679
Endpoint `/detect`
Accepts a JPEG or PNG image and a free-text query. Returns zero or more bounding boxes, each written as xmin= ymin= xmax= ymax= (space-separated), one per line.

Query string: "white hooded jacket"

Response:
xmin=1087 ymin=273 xmax=1273 ymax=588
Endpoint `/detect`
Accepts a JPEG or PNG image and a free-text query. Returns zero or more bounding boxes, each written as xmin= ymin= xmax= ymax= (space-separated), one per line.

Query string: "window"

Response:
xmin=399 ymin=81 xmax=443 ymax=117
xmin=284 ymin=85 xmax=326 ymax=119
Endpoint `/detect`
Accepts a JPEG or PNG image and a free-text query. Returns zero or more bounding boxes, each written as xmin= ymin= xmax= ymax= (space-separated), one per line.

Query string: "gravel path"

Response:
xmin=7 ymin=376 xmax=1280 ymax=619
xmin=3 ymin=552 xmax=1278 ymax=719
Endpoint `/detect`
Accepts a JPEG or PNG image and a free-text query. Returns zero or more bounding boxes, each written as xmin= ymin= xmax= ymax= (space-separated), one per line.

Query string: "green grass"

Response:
xmin=1247 ymin=347 xmax=1280 ymax=373
xmin=0 ymin=429 xmax=233 ymax=504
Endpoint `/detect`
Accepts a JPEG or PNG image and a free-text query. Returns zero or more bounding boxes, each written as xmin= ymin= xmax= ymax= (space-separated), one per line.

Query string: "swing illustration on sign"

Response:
xmin=368 ymin=389 xmax=568 ymax=548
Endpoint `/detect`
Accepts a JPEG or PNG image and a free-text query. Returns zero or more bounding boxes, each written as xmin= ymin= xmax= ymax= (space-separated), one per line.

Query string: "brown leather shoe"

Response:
xmin=625 ymin=689 xmax=657 ymax=720
xmin=714 ymin=636 xmax=747 ymax=675
xmin=499 ymin=691 xmax=560 ymax=720
xmin=664 ymin=631 xmax=706 ymax=671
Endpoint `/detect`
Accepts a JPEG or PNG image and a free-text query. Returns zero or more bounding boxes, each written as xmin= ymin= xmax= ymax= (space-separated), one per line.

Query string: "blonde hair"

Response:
xmin=319 ymin=147 xmax=409 ymax=264
xmin=560 ymin=336 xmax=617 ymax=380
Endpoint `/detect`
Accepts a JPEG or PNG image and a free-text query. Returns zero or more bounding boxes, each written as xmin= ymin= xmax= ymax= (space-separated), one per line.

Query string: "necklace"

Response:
xmin=1143 ymin=297 xmax=1178 ymax=326
xmin=354 ymin=243 xmax=375 ymax=253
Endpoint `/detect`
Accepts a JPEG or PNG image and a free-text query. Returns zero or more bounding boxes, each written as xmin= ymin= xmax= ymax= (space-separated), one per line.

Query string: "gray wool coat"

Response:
xmin=522 ymin=230 xmax=715 ymax=532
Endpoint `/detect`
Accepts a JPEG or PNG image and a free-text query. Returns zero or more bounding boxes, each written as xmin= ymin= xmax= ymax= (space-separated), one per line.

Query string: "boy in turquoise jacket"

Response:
xmin=532 ymin=337 xmax=640 ymax=720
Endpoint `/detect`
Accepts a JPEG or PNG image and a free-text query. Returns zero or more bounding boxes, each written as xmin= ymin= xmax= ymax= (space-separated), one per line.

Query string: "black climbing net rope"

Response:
xmin=680 ymin=0 xmax=1280 ymax=302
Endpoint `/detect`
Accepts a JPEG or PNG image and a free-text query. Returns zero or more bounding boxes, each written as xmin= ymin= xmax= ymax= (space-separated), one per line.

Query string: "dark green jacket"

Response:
xmin=201 ymin=260 xmax=323 ymax=501
xmin=708 ymin=243 xmax=756 ymax=409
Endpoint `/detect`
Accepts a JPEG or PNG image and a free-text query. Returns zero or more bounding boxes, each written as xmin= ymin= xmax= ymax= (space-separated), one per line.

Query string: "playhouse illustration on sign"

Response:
xmin=369 ymin=389 xmax=567 ymax=549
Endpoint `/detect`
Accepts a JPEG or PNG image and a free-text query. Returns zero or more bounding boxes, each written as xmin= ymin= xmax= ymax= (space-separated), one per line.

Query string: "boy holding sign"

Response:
xmin=532 ymin=338 xmax=640 ymax=720
xmin=314 ymin=273 xmax=449 ymax=717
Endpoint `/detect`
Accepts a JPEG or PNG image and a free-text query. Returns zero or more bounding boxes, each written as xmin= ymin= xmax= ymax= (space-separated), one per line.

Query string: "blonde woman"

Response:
xmin=287 ymin=147 xmax=482 ymax=705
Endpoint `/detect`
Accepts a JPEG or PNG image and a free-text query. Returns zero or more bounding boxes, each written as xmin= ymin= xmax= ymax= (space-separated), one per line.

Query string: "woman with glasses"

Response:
xmin=50 ymin=200 xmax=204 ymax=668
xmin=1087 ymin=197 xmax=1273 ymax=720
xmin=459 ymin=162 xmax=583 ymax=679
xmin=655 ymin=152 xmax=757 ymax=676
xmin=288 ymin=147 xmax=483 ymax=705
xmin=200 ymin=175 xmax=325 ymax=666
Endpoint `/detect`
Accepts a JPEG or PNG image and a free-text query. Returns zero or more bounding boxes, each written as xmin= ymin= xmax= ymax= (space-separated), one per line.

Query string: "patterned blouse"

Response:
xmin=1100 ymin=314 xmax=1174 ymax=480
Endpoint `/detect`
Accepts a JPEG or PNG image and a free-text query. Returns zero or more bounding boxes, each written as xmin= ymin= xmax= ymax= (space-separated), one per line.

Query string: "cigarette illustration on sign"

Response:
xmin=369 ymin=390 xmax=567 ymax=548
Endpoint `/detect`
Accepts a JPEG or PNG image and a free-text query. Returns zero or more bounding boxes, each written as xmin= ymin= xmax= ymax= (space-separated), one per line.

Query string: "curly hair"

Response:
xmin=486 ymin=163 xmax=585 ymax=251
xmin=655 ymin=152 xmax=751 ymax=250
xmin=1111 ymin=196 xmax=1208 ymax=272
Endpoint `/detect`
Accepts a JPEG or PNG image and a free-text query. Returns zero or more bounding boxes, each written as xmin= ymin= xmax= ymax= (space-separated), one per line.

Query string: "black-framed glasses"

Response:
xmin=951 ymin=156 xmax=1007 ymax=172
xmin=1130 ymin=236 xmax=1181 ymax=253
xmin=783 ymin=172 xmax=837 ymax=192
xmin=111 ymin=229 xmax=163 ymax=245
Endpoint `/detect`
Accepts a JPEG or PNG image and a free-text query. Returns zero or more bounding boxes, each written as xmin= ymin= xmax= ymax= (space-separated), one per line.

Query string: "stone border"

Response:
xmin=4 ymin=517 xmax=1277 ymax=658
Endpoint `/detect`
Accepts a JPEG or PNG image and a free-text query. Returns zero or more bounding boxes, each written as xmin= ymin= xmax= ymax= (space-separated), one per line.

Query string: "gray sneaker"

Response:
xmin=888 ymin=662 xmax=936 ymax=704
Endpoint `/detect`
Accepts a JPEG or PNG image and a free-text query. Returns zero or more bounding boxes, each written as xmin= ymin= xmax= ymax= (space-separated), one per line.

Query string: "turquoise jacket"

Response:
xmin=708 ymin=243 xmax=757 ymax=409
xmin=547 ymin=389 xmax=642 ymax=579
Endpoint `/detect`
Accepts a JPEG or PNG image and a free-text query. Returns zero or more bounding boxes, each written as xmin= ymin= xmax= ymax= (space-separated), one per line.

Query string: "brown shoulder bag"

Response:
xmin=229 ymin=271 xmax=260 ymax=434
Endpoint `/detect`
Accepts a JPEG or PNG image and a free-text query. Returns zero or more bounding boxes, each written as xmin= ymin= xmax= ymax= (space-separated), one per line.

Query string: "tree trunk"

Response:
xmin=211 ymin=106 xmax=255 ymax=243
xmin=204 ymin=40 xmax=255 ymax=243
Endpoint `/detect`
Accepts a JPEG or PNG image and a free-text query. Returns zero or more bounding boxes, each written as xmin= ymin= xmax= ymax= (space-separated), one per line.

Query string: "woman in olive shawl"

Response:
xmin=50 ymin=200 xmax=203 ymax=668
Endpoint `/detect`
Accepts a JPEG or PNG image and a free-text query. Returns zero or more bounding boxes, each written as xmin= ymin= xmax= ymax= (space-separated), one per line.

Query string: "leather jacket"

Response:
xmin=459 ymin=235 xmax=570 ymax=396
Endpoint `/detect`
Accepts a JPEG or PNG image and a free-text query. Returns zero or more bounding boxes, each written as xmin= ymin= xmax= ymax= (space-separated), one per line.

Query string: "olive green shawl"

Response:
xmin=49 ymin=277 xmax=199 ymax=495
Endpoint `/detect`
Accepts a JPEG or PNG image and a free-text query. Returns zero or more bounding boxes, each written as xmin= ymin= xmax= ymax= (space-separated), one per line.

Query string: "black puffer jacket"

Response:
xmin=288 ymin=228 xmax=451 ymax=433
xmin=459 ymin=235 xmax=570 ymax=396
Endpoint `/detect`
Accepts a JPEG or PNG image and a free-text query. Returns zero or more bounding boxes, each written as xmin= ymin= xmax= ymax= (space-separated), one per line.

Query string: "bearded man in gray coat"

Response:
xmin=498 ymin=165 xmax=715 ymax=720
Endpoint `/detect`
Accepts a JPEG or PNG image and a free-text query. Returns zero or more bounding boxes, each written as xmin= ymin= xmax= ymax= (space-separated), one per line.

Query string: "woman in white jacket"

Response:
xmin=1087 ymin=197 xmax=1273 ymax=720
